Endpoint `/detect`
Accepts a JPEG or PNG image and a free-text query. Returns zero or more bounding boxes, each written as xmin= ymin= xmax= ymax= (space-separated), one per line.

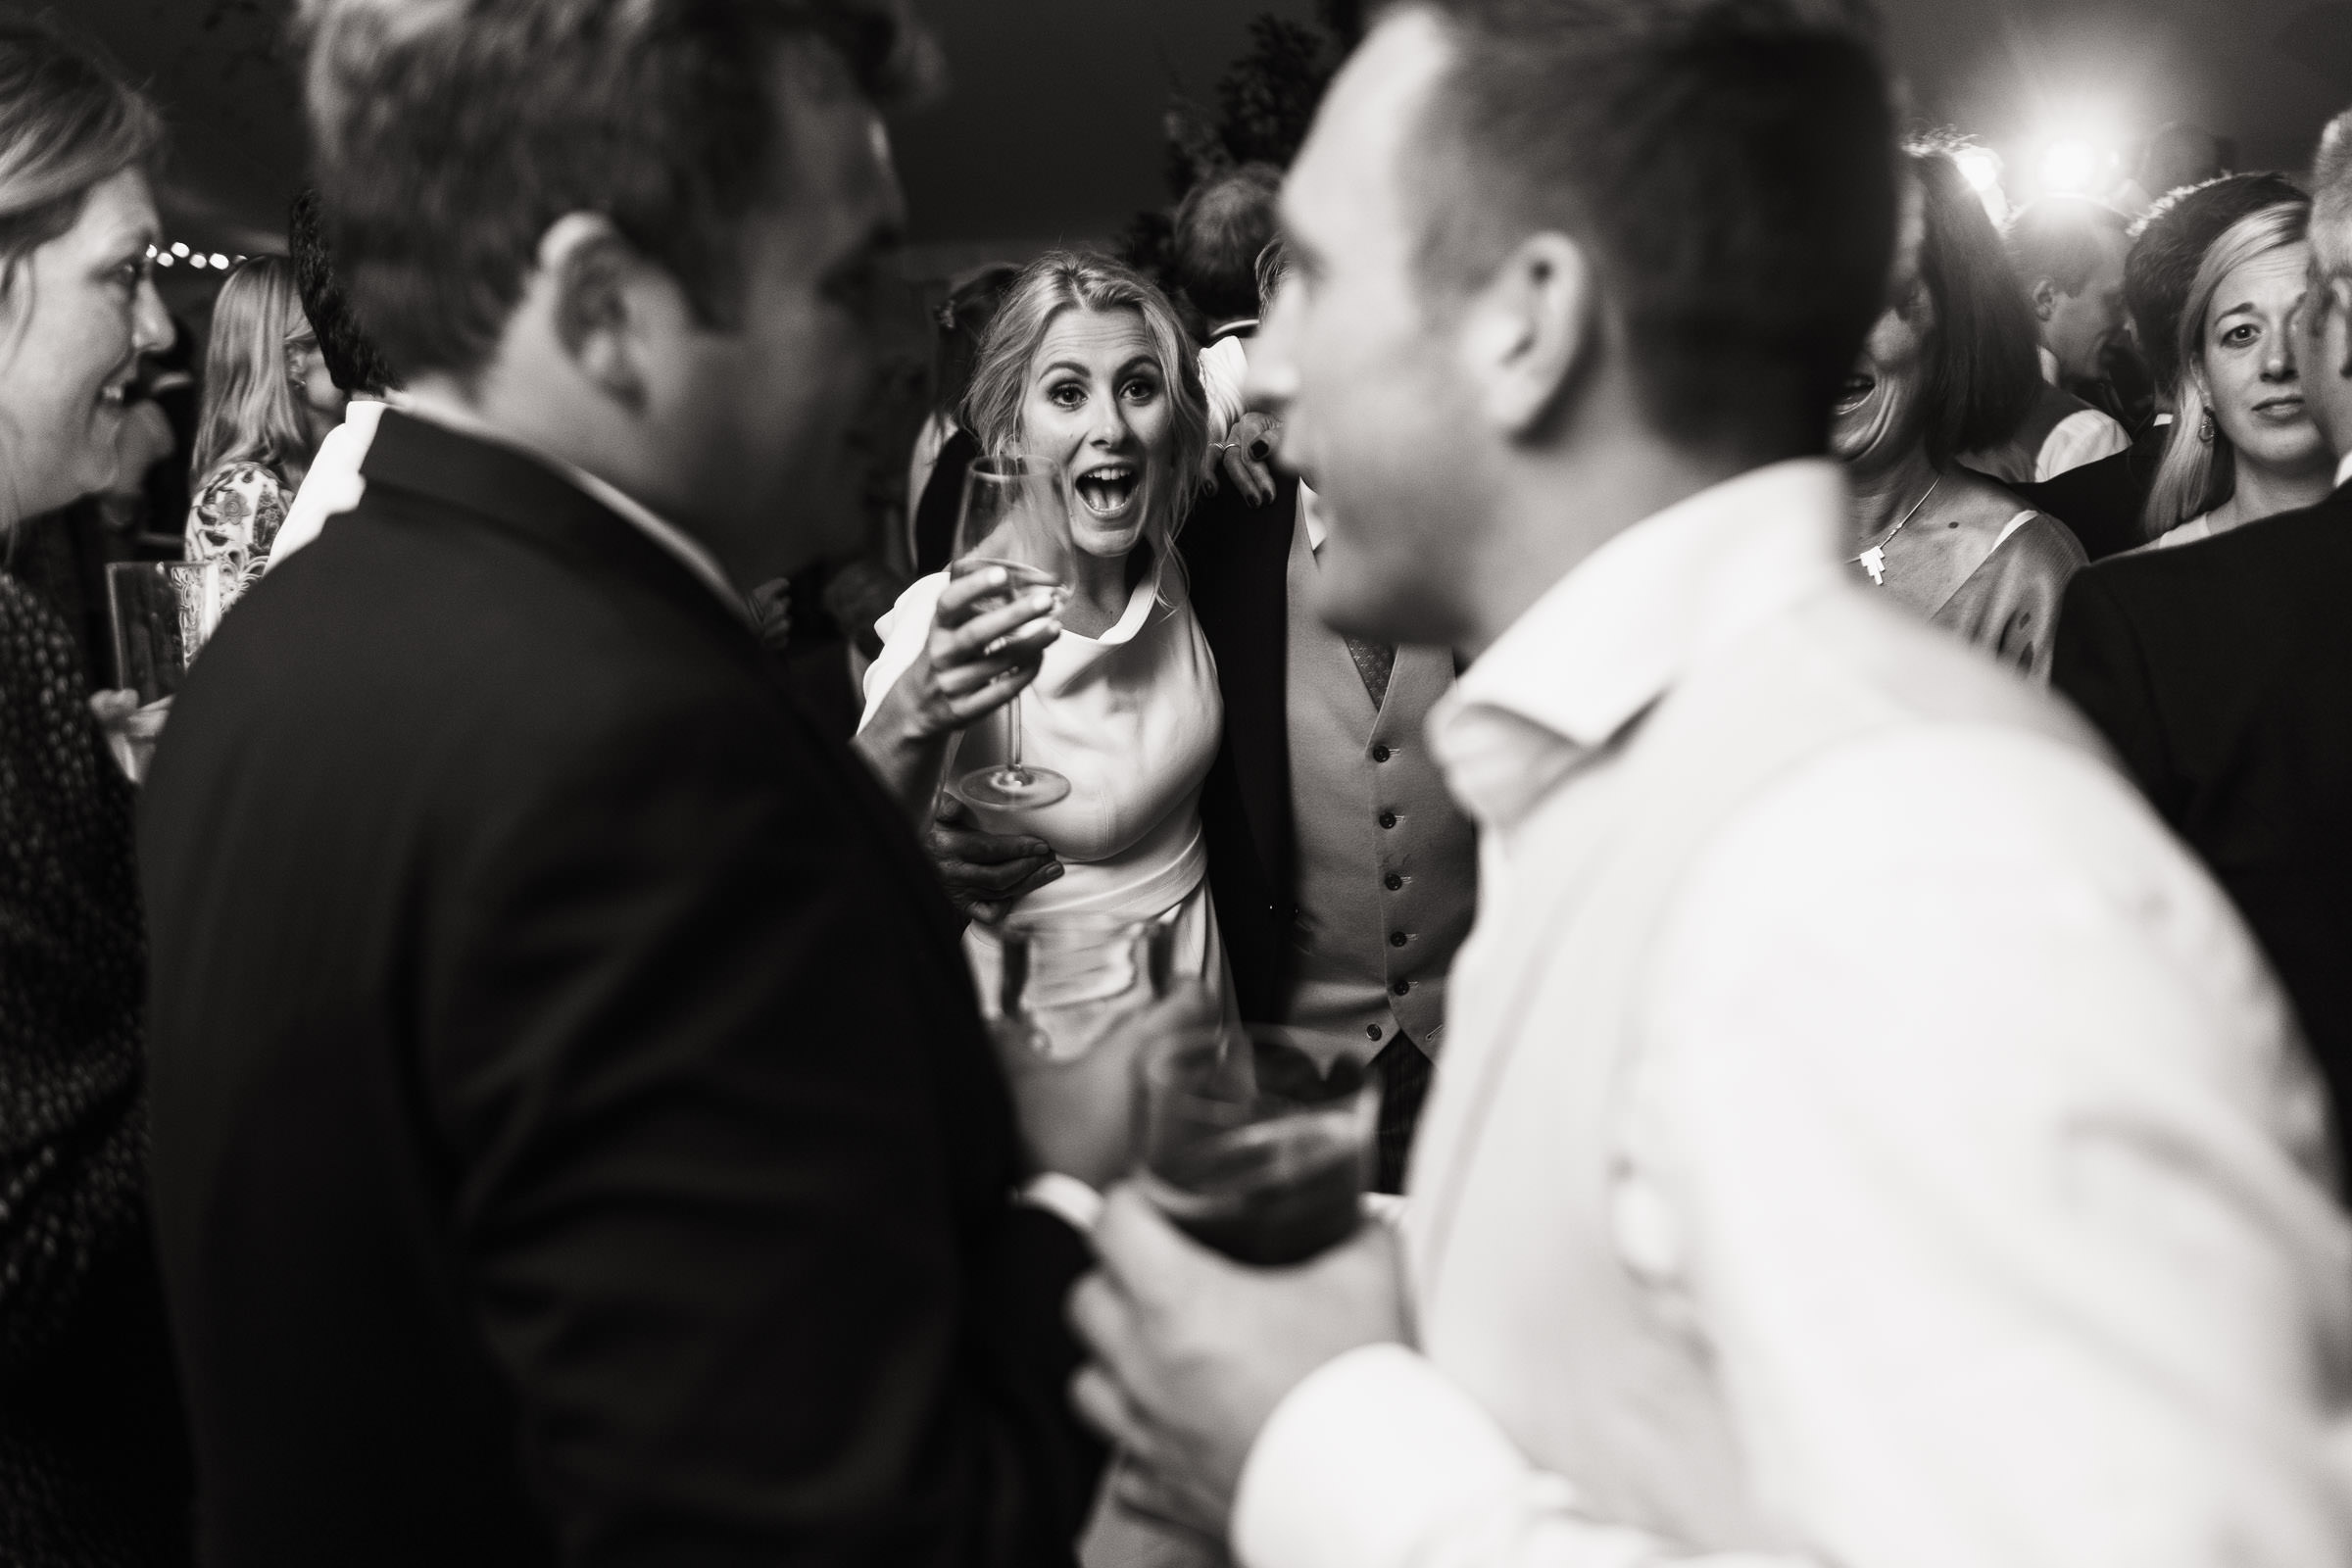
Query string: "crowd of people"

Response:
xmin=5 ymin=0 xmax=2352 ymax=1564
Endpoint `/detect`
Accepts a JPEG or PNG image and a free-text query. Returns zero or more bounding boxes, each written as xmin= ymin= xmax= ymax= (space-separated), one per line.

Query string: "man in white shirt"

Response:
xmin=1969 ymin=195 xmax=2132 ymax=484
xmin=1065 ymin=5 xmax=2352 ymax=1565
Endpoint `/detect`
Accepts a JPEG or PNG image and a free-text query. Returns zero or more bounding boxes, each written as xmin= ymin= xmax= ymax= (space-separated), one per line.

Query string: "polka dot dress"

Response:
xmin=0 ymin=571 xmax=187 ymax=1565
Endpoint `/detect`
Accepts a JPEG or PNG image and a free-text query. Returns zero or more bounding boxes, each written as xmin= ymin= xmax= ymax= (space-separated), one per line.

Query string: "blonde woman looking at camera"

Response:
xmin=2138 ymin=198 xmax=2336 ymax=550
xmin=858 ymin=252 xmax=1231 ymax=1006
xmin=186 ymin=255 xmax=343 ymax=600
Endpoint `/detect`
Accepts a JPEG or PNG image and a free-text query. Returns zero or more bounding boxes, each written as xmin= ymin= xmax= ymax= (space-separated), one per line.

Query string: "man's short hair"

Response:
xmin=1172 ymin=164 xmax=1284 ymax=329
xmin=1402 ymin=0 xmax=1897 ymax=456
xmin=288 ymin=188 xmax=396 ymax=395
xmin=2124 ymin=172 xmax=2306 ymax=394
xmin=297 ymin=0 xmax=936 ymax=381
xmin=2310 ymin=109 xmax=2352 ymax=271
xmin=2002 ymin=195 xmax=2130 ymax=297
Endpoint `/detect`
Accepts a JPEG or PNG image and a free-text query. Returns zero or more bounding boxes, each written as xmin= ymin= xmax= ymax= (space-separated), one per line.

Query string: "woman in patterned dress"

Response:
xmin=0 ymin=18 xmax=194 ymax=1565
xmin=184 ymin=256 xmax=343 ymax=602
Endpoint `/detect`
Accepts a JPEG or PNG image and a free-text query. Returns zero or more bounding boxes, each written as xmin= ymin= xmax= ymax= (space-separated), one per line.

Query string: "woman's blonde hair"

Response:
xmin=960 ymin=251 xmax=1209 ymax=552
xmin=192 ymin=256 xmax=317 ymax=484
xmin=2142 ymin=199 xmax=2310 ymax=540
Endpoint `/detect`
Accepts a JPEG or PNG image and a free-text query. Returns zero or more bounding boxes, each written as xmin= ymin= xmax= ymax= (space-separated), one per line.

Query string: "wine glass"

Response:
xmin=949 ymin=453 xmax=1075 ymax=811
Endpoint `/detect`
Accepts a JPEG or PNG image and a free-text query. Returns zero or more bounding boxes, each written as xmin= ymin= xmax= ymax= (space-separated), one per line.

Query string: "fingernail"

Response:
xmin=1041 ymin=863 xmax=1064 ymax=880
xmin=986 ymin=567 xmax=1007 ymax=588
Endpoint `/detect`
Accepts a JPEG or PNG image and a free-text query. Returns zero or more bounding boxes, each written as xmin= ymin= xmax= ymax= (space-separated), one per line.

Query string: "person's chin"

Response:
xmin=1072 ymin=517 xmax=1146 ymax=560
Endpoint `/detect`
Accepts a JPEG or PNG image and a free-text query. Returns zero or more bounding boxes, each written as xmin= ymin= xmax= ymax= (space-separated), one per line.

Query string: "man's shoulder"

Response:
xmin=2085 ymin=490 xmax=2352 ymax=607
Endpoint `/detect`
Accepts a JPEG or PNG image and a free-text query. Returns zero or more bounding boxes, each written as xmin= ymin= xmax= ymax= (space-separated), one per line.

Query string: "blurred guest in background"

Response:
xmin=2135 ymin=198 xmax=2332 ymax=547
xmin=1967 ymin=195 xmax=2132 ymax=483
xmin=1171 ymin=162 xmax=1281 ymax=356
xmin=908 ymin=260 xmax=1018 ymax=574
xmin=859 ymin=253 xmax=1232 ymax=1008
xmin=1838 ymin=144 xmax=2084 ymax=679
xmin=185 ymin=255 xmax=341 ymax=598
xmin=256 ymin=186 xmax=400 ymax=577
xmin=2022 ymin=172 xmax=2308 ymax=558
xmin=2055 ymin=127 xmax=2352 ymax=1146
xmin=1178 ymin=166 xmax=1286 ymax=508
xmin=0 ymin=16 xmax=190 ymax=1564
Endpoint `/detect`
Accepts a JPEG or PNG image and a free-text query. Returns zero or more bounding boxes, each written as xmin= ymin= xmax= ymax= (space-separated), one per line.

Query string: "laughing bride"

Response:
xmin=856 ymin=252 xmax=1233 ymax=1013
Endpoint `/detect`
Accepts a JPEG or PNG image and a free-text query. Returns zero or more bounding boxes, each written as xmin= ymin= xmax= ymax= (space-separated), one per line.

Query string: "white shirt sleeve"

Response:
xmin=1200 ymin=337 xmax=1250 ymax=448
xmin=2034 ymin=408 xmax=2131 ymax=481
xmin=1231 ymin=728 xmax=2352 ymax=1568
xmin=262 ymin=397 xmax=386 ymax=576
xmin=856 ymin=571 xmax=949 ymax=733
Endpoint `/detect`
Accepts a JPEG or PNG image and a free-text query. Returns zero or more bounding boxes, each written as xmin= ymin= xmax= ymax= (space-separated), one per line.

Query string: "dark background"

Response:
xmin=65 ymin=0 xmax=2352 ymax=271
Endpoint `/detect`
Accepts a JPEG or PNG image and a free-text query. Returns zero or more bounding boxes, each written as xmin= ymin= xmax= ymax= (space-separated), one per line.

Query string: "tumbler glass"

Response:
xmin=977 ymin=908 xmax=1179 ymax=1064
xmin=1138 ymin=1028 xmax=1378 ymax=1266
xmin=107 ymin=560 xmax=224 ymax=703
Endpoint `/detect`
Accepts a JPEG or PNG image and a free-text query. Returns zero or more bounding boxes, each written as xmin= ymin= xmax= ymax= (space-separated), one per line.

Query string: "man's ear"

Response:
xmin=2030 ymin=277 xmax=2059 ymax=322
xmin=2329 ymin=275 xmax=2352 ymax=382
xmin=1456 ymin=231 xmax=1592 ymax=437
xmin=535 ymin=212 xmax=658 ymax=414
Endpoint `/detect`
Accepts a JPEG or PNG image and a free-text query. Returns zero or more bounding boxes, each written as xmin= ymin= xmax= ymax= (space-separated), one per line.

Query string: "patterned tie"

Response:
xmin=1344 ymin=636 xmax=1396 ymax=709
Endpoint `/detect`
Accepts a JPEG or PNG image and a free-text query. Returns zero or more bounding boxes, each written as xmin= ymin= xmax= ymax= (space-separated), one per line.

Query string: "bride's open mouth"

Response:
xmin=1075 ymin=463 xmax=1140 ymax=519
xmin=1834 ymin=371 xmax=1875 ymax=416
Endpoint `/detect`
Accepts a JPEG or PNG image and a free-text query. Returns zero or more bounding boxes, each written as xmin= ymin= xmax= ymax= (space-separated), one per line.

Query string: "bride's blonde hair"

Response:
xmin=960 ymin=251 xmax=1210 ymax=551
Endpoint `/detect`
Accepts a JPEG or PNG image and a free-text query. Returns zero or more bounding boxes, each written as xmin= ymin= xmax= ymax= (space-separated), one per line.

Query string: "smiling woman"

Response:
xmin=0 ymin=16 xmax=194 ymax=1568
xmin=856 ymin=252 xmax=1233 ymax=1012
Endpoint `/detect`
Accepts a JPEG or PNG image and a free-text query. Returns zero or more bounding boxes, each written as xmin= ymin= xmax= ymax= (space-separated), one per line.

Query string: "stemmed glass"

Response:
xmin=949 ymin=453 xmax=1075 ymax=810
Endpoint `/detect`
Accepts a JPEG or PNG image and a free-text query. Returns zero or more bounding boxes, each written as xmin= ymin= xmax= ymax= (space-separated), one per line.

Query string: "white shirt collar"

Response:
xmin=2038 ymin=345 xmax=2062 ymax=386
xmin=2335 ymin=449 xmax=2352 ymax=491
xmin=395 ymin=391 xmax=746 ymax=617
xmin=1430 ymin=459 xmax=1847 ymax=828
xmin=1299 ymin=480 xmax=1328 ymax=553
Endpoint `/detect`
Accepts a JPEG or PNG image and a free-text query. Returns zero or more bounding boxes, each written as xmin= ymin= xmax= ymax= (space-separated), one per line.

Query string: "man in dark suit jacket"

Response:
xmin=2052 ymin=121 xmax=2352 ymax=1174
xmin=138 ymin=5 xmax=1111 ymax=1562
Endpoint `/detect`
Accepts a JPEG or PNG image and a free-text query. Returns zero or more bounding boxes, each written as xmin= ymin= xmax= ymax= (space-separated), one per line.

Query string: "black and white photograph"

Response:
xmin=4 ymin=0 xmax=2352 ymax=1563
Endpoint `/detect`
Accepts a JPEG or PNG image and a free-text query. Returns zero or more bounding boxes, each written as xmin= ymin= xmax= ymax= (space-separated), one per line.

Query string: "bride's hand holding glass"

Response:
xmin=890 ymin=566 xmax=1063 ymax=742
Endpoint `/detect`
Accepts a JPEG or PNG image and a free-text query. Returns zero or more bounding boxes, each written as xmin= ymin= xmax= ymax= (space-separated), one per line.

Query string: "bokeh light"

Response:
xmin=2038 ymin=137 xmax=2100 ymax=193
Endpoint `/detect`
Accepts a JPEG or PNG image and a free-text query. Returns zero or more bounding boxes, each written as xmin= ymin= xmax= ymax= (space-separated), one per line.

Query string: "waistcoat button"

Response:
xmin=1371 ymin=743 xmax=1392 ymax=762
xmin=1383 ymin=872 xmax=1402 ymax=891
xmin=1389 ymin=930 xmax=1408 ymax=948
xmin=1378 ymin=810 xmax=1396 ymax=829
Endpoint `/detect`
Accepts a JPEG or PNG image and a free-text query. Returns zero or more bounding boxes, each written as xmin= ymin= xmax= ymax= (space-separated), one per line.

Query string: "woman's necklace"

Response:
xmin=1854 ymin=474 xmax=1939 ymax=587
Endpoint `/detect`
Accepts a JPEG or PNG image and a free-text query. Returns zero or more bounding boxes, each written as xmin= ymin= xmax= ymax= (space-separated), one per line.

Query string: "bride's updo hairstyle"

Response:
xmin=960 ymin=250 xmax=1211 ymax=547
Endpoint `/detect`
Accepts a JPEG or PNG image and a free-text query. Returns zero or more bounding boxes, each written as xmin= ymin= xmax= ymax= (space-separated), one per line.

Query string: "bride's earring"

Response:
xmin=2198 ymin=409 xmax=2215 ymax=442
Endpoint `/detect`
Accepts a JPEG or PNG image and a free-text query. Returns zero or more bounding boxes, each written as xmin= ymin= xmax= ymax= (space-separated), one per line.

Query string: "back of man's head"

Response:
xmin=1404 ymin=0 xmax=1896 ymax=458
xmin=288 ymin=187 xmax=395 ymax=396
xmin=2312 ymin=109 xmax=2352 ymax=274
xmin=2124 ymin=171 xmax=2306 ymax=395
xmin=2003 ymin=195 xmax=2130 ymax=298
xmin=295 ymin=0 xmax=933 ymax=384
xmin=1172 ymin=163 xmax=1284 ymax=330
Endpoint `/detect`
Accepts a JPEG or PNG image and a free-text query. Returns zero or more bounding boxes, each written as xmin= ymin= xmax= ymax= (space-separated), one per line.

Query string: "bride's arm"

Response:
xmin=852 ymin=567 xmax=1062 ymax=825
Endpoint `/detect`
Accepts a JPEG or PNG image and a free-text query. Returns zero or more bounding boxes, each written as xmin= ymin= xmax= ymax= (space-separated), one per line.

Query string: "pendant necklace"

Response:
xmin=1855 ymin=475 xmax=1938 ymax=587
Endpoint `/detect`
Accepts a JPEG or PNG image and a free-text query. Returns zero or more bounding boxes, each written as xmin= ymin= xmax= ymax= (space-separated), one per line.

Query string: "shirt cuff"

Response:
xmin=1230 ymin=1343 xmax=1536 ymax=1568
xmin=1017 ymin=1171 xmax=1103 ymax=1235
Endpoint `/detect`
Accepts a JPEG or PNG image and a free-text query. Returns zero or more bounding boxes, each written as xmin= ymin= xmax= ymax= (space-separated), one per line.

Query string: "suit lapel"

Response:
xmin=1182 ymin=476 xmax=1298 ymax=895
